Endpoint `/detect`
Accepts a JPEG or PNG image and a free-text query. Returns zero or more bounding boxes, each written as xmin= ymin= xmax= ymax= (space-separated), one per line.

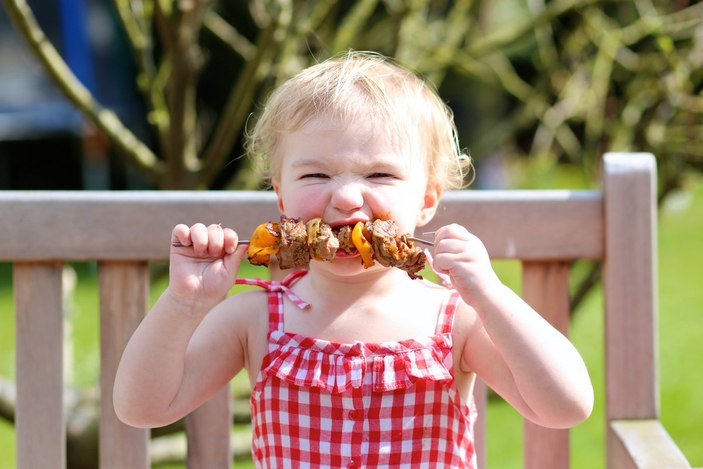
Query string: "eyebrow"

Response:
xmin=290 ymin=155 xmax=407 ymax=172
xmin=289 ymin=158 xmax=327 ymax=168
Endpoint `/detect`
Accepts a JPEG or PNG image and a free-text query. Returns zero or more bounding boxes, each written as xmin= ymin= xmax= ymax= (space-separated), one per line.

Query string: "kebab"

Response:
xmin=246 ymin=216 xmax=428 ymax=279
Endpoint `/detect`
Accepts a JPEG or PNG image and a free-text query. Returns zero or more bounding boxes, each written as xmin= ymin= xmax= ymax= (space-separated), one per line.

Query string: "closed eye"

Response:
xmin=300 ymin=173 xmax=329 ymax=179
xmin=368 ymin=172 xmax=395 ymax=179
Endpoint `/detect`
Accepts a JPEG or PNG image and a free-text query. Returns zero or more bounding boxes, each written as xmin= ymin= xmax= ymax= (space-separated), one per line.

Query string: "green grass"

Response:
xmin=481 ymin=171 xmax=703 ymax=468
xmin=0 ymin=174 xmax=701 ymax=467
xmin=657 ymin=179 xmax=703 ymax=461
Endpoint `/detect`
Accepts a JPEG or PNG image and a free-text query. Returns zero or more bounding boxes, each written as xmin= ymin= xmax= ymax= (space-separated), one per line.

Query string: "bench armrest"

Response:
xmin=610 ymin=419 xmax=690 ymax=468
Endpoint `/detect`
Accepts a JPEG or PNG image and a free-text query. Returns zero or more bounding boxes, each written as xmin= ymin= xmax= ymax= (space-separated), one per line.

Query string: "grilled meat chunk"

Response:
xmin=277 ymin=216 xmax=310 ymax=269
xmin=336 ymin=225 xmax=356 ymax=254
xmin=368 ymin=219 xmax=426 ymax=279
xmin=307 ymin=218 xmax=339 ymax=261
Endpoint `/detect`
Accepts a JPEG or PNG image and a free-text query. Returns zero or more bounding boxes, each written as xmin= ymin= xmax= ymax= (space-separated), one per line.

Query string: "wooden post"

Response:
xmin=14 ymin=262 xmax=66 ymax=469
xmin=603 ymin=153 xmax=658 ymax=467
xmin=522 ymin=261 xmax=571 ymax=469
xmin=185 ymin=386 xmax=233 ymax=468
xmin=99 ymin=261 xmax=150 ymax=469
xmin=473 ymin=378 xmax=487 ymax=469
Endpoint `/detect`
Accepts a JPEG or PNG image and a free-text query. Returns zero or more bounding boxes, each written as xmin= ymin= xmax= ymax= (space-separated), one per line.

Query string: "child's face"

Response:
xmin=272 ymin=114 xmax=440 ymax=235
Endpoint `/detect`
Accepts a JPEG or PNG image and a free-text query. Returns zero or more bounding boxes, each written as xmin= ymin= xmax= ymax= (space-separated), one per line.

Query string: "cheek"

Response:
xmin=278 ymin=185 xmax=328 ymax=218
xmin=378 ymin=185 xmax=429 ymax=226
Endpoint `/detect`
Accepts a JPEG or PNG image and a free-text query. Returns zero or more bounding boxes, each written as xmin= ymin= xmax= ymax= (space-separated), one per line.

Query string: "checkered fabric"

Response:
xmin=237 ymin=270 xmax=477 ymax=468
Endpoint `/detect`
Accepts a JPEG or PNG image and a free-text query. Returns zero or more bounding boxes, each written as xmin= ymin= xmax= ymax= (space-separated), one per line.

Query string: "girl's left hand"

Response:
xmin=432 ymin=224 xmax=595 ymax=428
xmin=429 ymin=224 xmax=503 ymax=306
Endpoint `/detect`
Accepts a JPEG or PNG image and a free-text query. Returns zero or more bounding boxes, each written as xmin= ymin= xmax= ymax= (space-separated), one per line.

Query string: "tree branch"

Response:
xmin=467 ymin=0 xmax=600 ymax=57
xmin=112 ymin=0 xmax=171 ymax=157
xmin=202 ymin=9 xmax=255 ymax=60
xmin=197 ymin=17 xmax=279 ymax=188
xmin=152 ymin=0 xmax=208 ymax=188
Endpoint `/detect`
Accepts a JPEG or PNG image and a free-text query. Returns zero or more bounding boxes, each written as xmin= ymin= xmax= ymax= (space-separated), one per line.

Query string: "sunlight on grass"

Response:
xmin=0 ymin=420 xmax=16 ymax=468
xmin=657 ymin=177 xmax=703 ymax=464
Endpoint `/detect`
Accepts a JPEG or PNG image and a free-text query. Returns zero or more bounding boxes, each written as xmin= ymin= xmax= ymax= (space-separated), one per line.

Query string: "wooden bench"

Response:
xmin=0 ymin=152 xmax=691 ymax=468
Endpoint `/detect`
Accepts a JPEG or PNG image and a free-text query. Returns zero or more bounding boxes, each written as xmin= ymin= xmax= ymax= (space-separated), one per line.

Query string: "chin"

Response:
xmin=311 ymin=256 xmax=389 ymax=279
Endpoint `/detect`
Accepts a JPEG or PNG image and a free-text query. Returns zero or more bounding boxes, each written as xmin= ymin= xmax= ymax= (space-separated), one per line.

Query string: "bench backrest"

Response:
xmin=0 ymin=152 xmax=690 ymax=468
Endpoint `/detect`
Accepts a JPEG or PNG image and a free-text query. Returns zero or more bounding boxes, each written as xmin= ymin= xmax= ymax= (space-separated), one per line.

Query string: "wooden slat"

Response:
xmin=603 ymin=153 xmax=658 ymax=422
xmin=98 ymin=262 xmax=150 ymax=469
xmin=0 ymin=190 xmax=603 ymax=261
xmin=521 ymin=261 xmax=571 ymax=469
xmin=0 ymin=191 xmax=281 ymax=261
xmin=14 ymin=262 xmax=65 ymax=469
xmin=428 ymin=190 xmax=604 ymax=260
xmin=610 ymin=419 xmax=690 ymax=468
xmin=185 ymin=386 xmax=232 ymax=468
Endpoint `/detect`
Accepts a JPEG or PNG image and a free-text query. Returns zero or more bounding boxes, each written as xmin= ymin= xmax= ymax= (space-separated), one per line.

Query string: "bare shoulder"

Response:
xmin=452 ymin=296 xmax=480 ymax=331
xmin=211 ymin=288 xmax=271 ymax=379
xmin=450 ymin=295 xmax=482 ymax=362
xmin=211 ymin=289 xmax=269 ymax=340
xmin=389 ymin=278 xmax=454 ymax=314
xmin=409 ymin=277 xmax=454 ymax=301
xmin=214 ymin=288 xmax=269 ymax=318
xmin=390 ymin=279 xmax=464 ymax=337
xmin=408 ymin=285 xmax=480 ymax=399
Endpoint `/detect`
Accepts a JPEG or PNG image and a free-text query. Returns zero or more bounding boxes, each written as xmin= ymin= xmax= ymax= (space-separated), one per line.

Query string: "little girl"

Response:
xmin=114 ymin=52 xmax=593 ymax=468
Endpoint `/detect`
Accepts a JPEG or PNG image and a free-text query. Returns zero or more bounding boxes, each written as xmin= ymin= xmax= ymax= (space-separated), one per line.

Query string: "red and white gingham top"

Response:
xmin=236 ymin=270 xmax=477 ymax=468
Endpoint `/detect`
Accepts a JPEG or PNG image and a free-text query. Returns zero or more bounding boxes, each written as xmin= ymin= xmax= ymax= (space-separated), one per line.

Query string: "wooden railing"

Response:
xmin=0 ymin=153 xmax=691 ymax=468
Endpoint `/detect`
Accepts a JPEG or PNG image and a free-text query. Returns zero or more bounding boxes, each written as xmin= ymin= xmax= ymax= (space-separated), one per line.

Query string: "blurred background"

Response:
xmin=0 ymin=0 xmax=701 ymax=467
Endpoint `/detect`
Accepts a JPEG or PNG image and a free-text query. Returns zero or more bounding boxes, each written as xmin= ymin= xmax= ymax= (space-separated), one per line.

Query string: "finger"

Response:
xmin=435 ymin=223 xmax=471 ymax=242
xmin=172 ymin=224 xmax=192 ymax=246
xmin=222 ymin=228 xmax=238 ymax=254
xmin=223 ymin=243 xmax=248 ymax=273
xmin=423 ymin=249 xmax=454 ymax=289
xmin=207 ymin=223 xmax=224 ymax=257
xmin=190 ymin=223 xmax=209 ymax=256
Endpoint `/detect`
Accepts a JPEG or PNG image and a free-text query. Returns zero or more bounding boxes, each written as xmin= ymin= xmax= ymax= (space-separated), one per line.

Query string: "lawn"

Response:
xmin=0 ymin=174 xmax=701 ymax=467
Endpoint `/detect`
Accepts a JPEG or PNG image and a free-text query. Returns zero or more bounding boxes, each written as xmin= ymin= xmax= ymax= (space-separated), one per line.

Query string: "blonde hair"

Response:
xmin=246 ymin=51 xmax=472 ymax=190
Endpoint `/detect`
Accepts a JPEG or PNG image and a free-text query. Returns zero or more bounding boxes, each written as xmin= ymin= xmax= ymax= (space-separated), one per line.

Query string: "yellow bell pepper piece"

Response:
xmin=351 ymin=222 xmax=374 ymax=269
xmin=247 ymin=222 xmax=280 ymax=266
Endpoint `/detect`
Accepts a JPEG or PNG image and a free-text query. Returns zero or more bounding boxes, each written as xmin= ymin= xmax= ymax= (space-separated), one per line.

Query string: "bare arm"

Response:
xmin=431 ymin=224 xmax=594 ymax=429
xmin=113 ymin=223 xmax=248 ymax=428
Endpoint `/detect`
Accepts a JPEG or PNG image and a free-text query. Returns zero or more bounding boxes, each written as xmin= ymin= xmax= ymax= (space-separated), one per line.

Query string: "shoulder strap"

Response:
xmin=234 ymin=269 xmax=310 ymax=333
xmin=435 ymin=290 xmax=460 ymax=335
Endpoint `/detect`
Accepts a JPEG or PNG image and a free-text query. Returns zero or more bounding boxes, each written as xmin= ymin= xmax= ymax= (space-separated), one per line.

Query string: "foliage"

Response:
xmin=2 ymin=0 xmax=700 ymax=192
xmin=454 ymin=0 xmax=702 ymax=200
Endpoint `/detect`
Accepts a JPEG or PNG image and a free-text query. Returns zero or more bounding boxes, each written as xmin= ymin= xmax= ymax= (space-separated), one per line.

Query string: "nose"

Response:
xmin=331 ymin=180 xmax=365 ymax=214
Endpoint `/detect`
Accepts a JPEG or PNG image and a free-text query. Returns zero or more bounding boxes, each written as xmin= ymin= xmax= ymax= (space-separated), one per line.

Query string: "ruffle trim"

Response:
xmin=261 ymin=331 xmax=453 ymax=393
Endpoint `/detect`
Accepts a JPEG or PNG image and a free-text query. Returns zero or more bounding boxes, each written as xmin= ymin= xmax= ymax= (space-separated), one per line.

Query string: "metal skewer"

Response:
xmin=172 ymin=240 xmax=250 ymax=248
xmin=408 ymin=236 xmax=434 ymax=247
xmin=172 ymin=237 xmax=435 ymax=248
xmin=173 ymin=236 xmax=434 ymax=248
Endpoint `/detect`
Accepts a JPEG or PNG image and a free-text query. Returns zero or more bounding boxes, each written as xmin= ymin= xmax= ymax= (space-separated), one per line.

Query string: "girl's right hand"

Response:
xmin=167 ymin=223 xmax=248 ymax=310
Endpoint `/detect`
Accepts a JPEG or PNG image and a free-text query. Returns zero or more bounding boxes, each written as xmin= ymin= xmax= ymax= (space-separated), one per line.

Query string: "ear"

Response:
xmin=417 ymin=183 xmax=442 ymax=227
xmin=273 ymin=182 xmax=285 ymax=214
